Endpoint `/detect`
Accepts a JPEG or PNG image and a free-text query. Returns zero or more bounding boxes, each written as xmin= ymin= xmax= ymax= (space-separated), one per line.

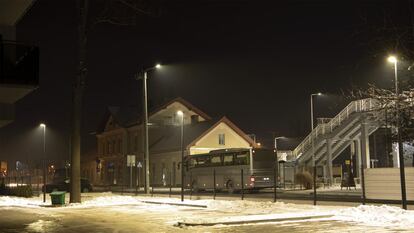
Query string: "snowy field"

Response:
xmin=0 ymin=192 xmax=413 ymax=232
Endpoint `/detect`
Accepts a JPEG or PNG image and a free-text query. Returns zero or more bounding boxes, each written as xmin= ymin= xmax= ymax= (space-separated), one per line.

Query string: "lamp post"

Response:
xmin=310 ymin=92 xmax=322 ymax=205
xmin=40 ymin=123 xmax=46 ymax=203
xmin=137 ymin=64 xmax=161 ymax=194
xmin=274 ymin=136 xmax=285 ymax=190
xmin=387 ymin=56 xmax=407 ymax=210
xmin=177 ymin=110 xmax=185 ymax=202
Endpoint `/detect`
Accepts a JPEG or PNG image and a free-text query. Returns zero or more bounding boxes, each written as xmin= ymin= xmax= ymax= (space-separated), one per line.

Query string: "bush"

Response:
xmin=0 ymin=183 xmax=7 ymax=195
xmin=0 ymin=185 xmax=33 ymax=197
xmin=295 ymin=171 xmax=313 ymax=189
xmin=9 ymin=186 xmax=33 ymax=197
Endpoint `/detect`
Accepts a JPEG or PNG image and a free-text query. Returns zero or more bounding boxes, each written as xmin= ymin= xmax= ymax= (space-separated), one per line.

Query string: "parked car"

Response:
xmin=43 ymin=178 xmax=93 ymax=193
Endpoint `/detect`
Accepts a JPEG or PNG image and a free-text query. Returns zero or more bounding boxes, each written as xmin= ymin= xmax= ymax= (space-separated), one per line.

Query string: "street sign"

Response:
xmin=345 ymin=160 xmax=351 ymax=165
xmin=137 ymin=161 xmax=142 ymax=168
xmin=127 ymin=155 xmax=136 ymax=167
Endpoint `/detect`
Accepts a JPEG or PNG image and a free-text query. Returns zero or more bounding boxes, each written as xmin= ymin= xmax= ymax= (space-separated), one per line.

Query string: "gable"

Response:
xmin=190 ymin=122 xmax=251 ymax=155
xmin=104 ymin=116 xmax=121 ymax=132
xmin=150 ymin=101 xmax=206 ymax=126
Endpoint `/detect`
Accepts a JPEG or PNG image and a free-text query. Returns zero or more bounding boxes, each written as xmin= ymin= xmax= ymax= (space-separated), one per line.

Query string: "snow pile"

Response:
xmin=334 ymin=205 xmax=414 ymax=229
xmin=201 ymin=200 xmax=318 ymax=214
xmin=71 ymin=195 xmax=141 ymax=208
xmin=0 ymin=196 xmax=43 ymax=208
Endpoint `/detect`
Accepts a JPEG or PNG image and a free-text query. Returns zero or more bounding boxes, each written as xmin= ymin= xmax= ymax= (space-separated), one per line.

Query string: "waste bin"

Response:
xmin=50 ymin=191 xmax=66 ymax=205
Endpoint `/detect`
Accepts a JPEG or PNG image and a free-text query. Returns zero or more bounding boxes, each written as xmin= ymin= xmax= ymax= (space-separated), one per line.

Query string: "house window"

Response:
xmin=218 ymin=133 xmax=225 ymax=145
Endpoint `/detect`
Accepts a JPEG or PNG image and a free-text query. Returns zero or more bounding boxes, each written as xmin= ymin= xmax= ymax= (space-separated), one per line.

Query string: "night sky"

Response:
xmin=0 ymin=0 xmax=410 ymax=165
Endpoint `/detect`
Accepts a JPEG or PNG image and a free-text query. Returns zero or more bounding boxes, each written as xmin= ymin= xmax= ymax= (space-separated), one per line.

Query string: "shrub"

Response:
xmin=0 ymin=183 xmax=7 ymax=195
xmin=2 ymin=185 xmax=33 ymax=197
xmin=295 ymin=171 xmax=313 ymax=189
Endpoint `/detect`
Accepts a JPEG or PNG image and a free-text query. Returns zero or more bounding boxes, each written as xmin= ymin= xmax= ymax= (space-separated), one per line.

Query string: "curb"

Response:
xmin=177 ymin=214 xmax=334 ymax=227
xmin=140 ymin=200 xmax=207 ymax=208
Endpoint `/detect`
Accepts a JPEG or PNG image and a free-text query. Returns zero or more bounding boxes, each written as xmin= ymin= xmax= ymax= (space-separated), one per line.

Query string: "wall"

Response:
xmin=365 ymin=167 xmax=414 ymax=201
xmin=190 ymin=122 xmax=251 ymax=155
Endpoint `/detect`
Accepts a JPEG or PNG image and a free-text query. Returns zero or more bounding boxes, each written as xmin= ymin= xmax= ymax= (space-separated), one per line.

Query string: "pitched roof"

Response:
xmin=97 ymin=97 xmax=211 ymax=133
xmin=149 ymin=116 xmax=257 ymax=153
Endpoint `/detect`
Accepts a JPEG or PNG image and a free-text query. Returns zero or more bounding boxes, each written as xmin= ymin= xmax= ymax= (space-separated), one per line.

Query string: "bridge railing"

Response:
xmin=293 ymin=98 xmax=377 ymax=160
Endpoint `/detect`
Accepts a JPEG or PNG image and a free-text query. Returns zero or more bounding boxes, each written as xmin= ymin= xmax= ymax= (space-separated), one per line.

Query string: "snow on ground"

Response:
xmin=333 ymin=204 xmax=414 ymax=229
xmin=1 ymin=193 xmax=414 ymax=230
xmin=0 ymin=196 xmax=43 ymax=208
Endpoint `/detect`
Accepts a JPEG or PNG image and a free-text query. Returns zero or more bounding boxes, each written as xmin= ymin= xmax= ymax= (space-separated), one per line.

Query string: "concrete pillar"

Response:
xmin=360 ymin=122 xmax=370 ymax=169
xmin=326 ymin=138 xmax=333 ymax=185
xmin=355 ymin=140 xmax=361 ymax=177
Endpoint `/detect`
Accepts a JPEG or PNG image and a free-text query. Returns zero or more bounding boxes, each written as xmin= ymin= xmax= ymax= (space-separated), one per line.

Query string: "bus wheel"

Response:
xmin=226 ymin=180 xmax=235 ymax=194
xmin=192 ymin=181 xmax=200 ymax=193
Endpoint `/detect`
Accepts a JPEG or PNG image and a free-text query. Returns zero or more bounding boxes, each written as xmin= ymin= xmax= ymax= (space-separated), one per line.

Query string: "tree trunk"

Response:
xmin=70 ymin=0 xmax=88 ymax=203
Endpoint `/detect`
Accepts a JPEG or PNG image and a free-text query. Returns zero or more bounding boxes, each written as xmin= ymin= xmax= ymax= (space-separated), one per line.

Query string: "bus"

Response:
xmin=184 ymin=148 xmax=276 ymax=193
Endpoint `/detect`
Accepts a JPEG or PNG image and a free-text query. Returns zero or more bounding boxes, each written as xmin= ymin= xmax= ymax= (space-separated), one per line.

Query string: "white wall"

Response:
xmin=190 ymin=122 xmax=251 ymax=155
xmin=365 ymin=167 xmax=414 ymax=201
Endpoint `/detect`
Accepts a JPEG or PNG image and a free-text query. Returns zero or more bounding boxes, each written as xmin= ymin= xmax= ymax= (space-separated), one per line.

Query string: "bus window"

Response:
xmin=235 ymin=153 xmax=249 ymax=165
xmin=210 ymin=155 xmax=222 ymax=166
xmin=223 ymin=154 xmax=234 ymax=166
xmin=196 ymin=156 xmax=210 ymax=167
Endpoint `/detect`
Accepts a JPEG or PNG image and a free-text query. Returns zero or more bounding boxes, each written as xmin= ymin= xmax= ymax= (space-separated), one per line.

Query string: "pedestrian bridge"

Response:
xmin=293 ymin=98 xmax=382 ymax=182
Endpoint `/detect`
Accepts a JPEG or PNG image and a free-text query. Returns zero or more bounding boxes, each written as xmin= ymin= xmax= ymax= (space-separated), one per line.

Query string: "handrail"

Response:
xmin=293 ymin=98 xmax=377 ymax=159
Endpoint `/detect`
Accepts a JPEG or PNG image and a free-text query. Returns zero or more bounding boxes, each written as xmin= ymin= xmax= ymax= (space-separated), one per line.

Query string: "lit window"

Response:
xmin=219 ymin=134 xmax=225 ymax=145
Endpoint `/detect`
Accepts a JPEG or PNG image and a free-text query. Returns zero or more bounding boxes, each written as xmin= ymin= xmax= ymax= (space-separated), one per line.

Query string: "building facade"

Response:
xmin=82 ymin=98 xmax=256 ymax=187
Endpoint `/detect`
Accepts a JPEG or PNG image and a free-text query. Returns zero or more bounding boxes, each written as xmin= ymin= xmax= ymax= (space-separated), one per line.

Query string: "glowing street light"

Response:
xmin=177 ymin=110 xmax=184 ymax=202
xmin=39 ymin=123 xmax=46 ymax=203
xmin=387 ymin=55 xmax=407 ymax=210
xmin=310 ymin=92 xmax=322 ymax=206
xmin=387 ymin=56 xmax=397 ymax=64
xmin=137 ymin=63 xmax=162 ymax=194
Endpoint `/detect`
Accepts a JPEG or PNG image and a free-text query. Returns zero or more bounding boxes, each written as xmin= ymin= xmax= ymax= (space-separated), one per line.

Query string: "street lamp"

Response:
xmin=274 ymin=136 xmax=286 ymax=191
xmin=138 ymin=63 xmax=161 ymax=194
xmin=177 ymin=110 xmax=185 ymax=202
xmin=387 ymin=55 xmax=407 ymax=210
xmin=39 ymin=123 xmax=46 ymax=203
xmin=310 ymin=92 xmax=322 ymax=130
xmin=310 ymin=92 xmax=322 ymax=205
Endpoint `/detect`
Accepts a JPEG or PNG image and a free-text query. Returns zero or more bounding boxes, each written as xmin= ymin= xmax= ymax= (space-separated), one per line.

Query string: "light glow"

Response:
xmin=177 ymin=110 xmax=183 ymax=116
xmin=388 ymin=56 xmax=397 ymax=63
xmin=40 ymin=123 xmax=46 ymax=128
xmin=155 ymin=64 xmax=161 ymax=69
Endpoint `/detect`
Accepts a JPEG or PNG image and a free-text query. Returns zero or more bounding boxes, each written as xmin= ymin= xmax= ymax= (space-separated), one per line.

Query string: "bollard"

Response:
xmin=213 ymin=169 xmax=216 ymax=200
xmin=241 ymin=169 xmax=244 ymax=200
xmin=273 ymin=165 xmax=277 ymax=202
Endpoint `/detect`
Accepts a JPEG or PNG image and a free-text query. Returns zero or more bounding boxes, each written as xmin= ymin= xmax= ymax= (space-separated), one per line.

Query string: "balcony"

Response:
xmin=0 ymin=38 xmax=39 ymax=104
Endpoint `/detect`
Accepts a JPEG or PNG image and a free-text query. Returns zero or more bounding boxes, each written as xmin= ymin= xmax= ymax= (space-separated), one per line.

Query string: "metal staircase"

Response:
xmin=293 ymin=98 xmax=381 ymax=167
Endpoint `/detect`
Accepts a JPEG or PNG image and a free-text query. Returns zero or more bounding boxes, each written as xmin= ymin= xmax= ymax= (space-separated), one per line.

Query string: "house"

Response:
xmin=83 ymin=98 xmax=257 ymax=187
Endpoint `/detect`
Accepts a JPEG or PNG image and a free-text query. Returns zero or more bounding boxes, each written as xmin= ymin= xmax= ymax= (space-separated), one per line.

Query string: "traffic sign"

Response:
xmin=127 ymin=155 xmax=136 ymax=167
